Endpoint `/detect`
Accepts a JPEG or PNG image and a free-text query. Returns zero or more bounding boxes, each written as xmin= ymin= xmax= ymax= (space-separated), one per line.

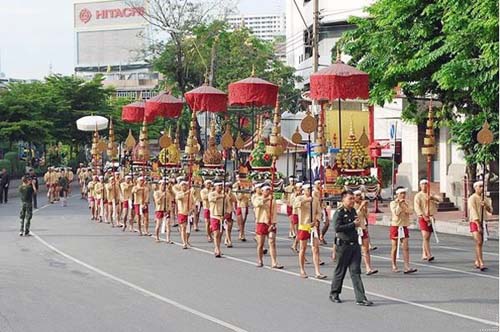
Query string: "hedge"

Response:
xmin=0 ymin=159 xmax=12 ymax=174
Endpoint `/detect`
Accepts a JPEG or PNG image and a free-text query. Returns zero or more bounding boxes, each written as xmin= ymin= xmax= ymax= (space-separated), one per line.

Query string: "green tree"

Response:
xmin=340 ymin=0 xmax=498 ymax=178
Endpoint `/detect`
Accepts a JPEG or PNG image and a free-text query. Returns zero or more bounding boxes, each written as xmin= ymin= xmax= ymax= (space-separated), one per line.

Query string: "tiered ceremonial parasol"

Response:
xmin=122 ymin=100 xmax=148 ymax=123
xmin=145 ymin=90 xmax=184 ymax=121
xmin=310 ymin=53 xmax=369 ymax=147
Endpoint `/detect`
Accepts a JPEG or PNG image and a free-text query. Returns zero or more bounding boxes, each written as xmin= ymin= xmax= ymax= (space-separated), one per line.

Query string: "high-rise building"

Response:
xmin=227 ymin=14 xmax=286 ymax=42
xmin=74 ymin=0 xmax=159 ymax=98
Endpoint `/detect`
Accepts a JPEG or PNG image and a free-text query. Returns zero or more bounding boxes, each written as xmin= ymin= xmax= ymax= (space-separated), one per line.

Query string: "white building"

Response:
xmin=74 ymin=0 xmax=159 ymax=98
xmin=227 ymin=14 xmax=286 ymax=42
xmin=285 ymin=0 xmax=467 ymax=210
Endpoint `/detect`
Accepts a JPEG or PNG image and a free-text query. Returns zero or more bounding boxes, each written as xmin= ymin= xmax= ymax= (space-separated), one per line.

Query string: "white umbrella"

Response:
xmin=76 ymin=116 xmax=109 ymax=131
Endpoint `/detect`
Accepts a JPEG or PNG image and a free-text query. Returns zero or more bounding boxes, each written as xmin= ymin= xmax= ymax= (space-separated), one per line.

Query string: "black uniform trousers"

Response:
xmin=330 ymin=241 xmax=367 ymax=302
xmin=0 ymin=186 xmax=8 ymax=203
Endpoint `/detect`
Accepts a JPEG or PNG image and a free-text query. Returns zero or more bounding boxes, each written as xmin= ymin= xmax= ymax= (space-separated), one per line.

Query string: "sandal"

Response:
xmin=315 ymin=274 xmax=327 ymax=279
xmin=480 ymin=266 xmax=488 ymax=271
xmin=404 ymin=268 xmax=418 ymax=274
xmin=300 ymin=273 xmax=308 ymax=278
xmin=427 ymin=256 xmax=435 ymax=262
xmin=366 ymin=270 xmax=378 ymax=276
xmin=272 ymin=264 xmax=284 ymax=270
xmin=256 ymin=262 xmax=263 ymax=268
xmin=392 ymin=268 xmax=400 ymax=273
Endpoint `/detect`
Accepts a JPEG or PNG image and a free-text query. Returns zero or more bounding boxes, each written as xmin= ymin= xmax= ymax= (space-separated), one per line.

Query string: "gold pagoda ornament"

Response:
xmin=315 ymin=111 xmax=327 ymax=154
xmin=203 ymin=120 xmax=223 ymax=165
xmin=125 ymin=129 xmax=136 ymax=151
xmin=185 ymin=111 xmax=200 ymax=157
xmin=421 ymin=104 xmax=436 ymax=158
xmin=107 ymin=118 xmax=118 ymax=160
xmin=91 ymin=127 xmax=101 ymax=163
xmin=137 ymin=118 xmax=150 ymax=161
xmin=266 ymin=101 xmax=283 ymax=157
xmin=160 ymin=127 xmax=181 ymax=165
xmin=335 ymin=121 xmax=370 ymax=170
xmin=358 ymin=127 xmax=370 ymax=148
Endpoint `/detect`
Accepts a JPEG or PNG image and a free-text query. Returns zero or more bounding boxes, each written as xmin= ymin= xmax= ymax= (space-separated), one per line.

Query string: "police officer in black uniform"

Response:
xmin=329 ymin=190 xmax=373 ymax=306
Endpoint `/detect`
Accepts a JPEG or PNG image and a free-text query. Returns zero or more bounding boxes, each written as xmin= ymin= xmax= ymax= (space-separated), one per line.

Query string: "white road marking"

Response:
xmin=172 ymin=241 xmax=499 ymax=327
xmin=437 ymin=245 xmax=499 ymax=257
xmin=265 ymin=232 xmax=499 ymax=280
xmin=31 ymin=232 xmax=248 ymax=332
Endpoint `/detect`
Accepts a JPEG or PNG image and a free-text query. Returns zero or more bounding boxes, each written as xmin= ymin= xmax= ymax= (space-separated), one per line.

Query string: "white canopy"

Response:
xmin=76 ymin=116 xmax=109 ymax=131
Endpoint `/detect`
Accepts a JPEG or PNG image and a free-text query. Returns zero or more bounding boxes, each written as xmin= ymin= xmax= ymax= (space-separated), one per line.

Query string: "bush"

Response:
xmin=17 ymin=160 xmax=27 ymax=177
xmin=377 ymin=158 xmax=393 ymax=188
xmin=4 ymin=152 xmax=19 ymax=174
xmin=0 ymin=159 xmax=12 ymax=174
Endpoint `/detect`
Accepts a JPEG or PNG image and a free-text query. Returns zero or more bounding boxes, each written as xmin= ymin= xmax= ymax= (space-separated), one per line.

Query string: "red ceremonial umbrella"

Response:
xmin=145 ymin=90 xmax=184 ymax=122
xmin=228 ymin=76 xmax=279 ymax=108
xmin=310 ymin=58 xmax=369 ymax=147
xmin=184 ymin=84 xmax=227 ymax=113
xmin=122 ymin=101 xmax=151 ymax=123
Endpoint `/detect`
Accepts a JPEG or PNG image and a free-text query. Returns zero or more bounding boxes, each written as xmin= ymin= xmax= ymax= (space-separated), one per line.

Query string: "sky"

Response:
xmin=0 ymin=0 xmax=285 ymax=79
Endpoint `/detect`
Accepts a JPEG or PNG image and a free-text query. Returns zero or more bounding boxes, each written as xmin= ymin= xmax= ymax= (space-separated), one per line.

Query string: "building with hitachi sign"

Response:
xmin=74 ymin=0 xmax=159 ymax=98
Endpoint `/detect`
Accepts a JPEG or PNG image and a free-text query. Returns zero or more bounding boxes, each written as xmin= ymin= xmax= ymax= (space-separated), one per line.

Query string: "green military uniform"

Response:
xmin=19 ymin=183 xmax=35 ymax=235
xmin=330 ymin=205 xmax=368 ymax=303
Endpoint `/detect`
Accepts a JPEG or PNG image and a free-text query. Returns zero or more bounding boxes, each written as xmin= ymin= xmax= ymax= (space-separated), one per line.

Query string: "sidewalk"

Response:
xmin=276 ymin=201 xmax=499 ymax=240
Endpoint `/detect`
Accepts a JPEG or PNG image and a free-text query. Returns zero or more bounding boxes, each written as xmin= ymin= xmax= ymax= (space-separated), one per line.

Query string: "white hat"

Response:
xmin=314 ymin=180 xmax=321 ymax=185
xmin=176 ymin=176 xmax=184 ymax=181
xmin=419 ymin=179 xmax=428 ymax=185
xmin=204 ymin=179 xmax=213 ymax=184
xmin=473 ymin=181 xmax=484 ymax=189
xmin=214 ymin=182 xmax=223 ymax=187
xmin=98 ymin=176 xmax=104 ymax=180
xmin=114 ymin=172 xmax=120 ymax=175
xmin=295 ymin=182 xmax=303 ymax=188
xmin=353 ymin=190 xmax=362 ymax=195
xmin=180 ymin=180 xmax=188 ymax=185
xmin=395 ymin=188 xmax=407 ymax=194
xmin=137 ymin=176 xmax=144 ymax=181
xmin=125 ymin=175 xmax=132 ymax=179
xmin=224 ymin=182 xmax=232 ymax=187
xmin=159 ymin=179 xmax=166 ymax=184
xmin=262 ymin=185 xmax=271 ymax=191
xmin=302 ymin=184 xmax=312 ymax=189
xmin=254 ymin=183 xmax=263 ymax=188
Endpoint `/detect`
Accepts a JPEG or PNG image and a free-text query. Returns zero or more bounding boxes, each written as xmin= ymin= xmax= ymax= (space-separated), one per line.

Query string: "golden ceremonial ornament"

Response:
xmin=291 ymin=126 xmax=302 ymax=144
xmin=300 ymin=110 xmax=317 ymax=134
xmin=421 ymin=104 xmax=436 ymax=157
xmin=477 ymin=121 xmax=494 ymax=145
xmin=125 ymin=129 xmax=136 ymax=151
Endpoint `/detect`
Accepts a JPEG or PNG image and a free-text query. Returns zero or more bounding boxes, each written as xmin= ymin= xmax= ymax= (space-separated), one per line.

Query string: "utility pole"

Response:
xmin=312 ymin=0 xmax=319 ymax=73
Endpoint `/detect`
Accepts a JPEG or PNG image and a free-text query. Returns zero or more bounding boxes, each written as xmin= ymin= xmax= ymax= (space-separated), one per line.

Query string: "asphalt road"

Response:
xmin=0 ymin=190 xmax=498 ymax=332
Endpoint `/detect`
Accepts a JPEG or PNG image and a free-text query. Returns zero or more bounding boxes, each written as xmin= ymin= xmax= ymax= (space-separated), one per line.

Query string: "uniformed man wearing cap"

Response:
xmin=329 ymin=190 xmax=373 ymax=306
xmin=294 ymin=183 xmax=326 ymax=279
xmin=414 ymin=179 xmax=440 ymax=262
xmin=18 ymin=175 xmax=37 ymax=236
xmin=200 ymin=180 xmax=214 ymax=242
xmin=468 ymin=180 xmax=492 ymax=271
xmin=390 ymin=187 xmax=417 ymax=274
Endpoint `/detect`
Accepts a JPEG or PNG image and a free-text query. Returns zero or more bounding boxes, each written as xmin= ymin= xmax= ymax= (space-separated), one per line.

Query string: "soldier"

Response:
xmin=329 ymin=190 xmax=373 ymax=306
xmin=18 ymin=175 xmax=37 ymax=236
xmin=390 ymin=187 xmax=417 ymax=274
xmin=414 ymin=179 xmax=440 ymax=262
xmin=234 ymin=180 xmax=250 ymax=242
xmin=176 ymin=180 xmax=194 ymax=249
xmin=294 ymin=184 xmax=326 ymax=279
xmin=468 ymin=180 xmax=493 ymax=271
xmin=283 ymin=176 xmax=297 ymax=238
xmin=354 ymin=190 xmax=378 ymax=275
xmin=0 ymin=168 xmax=10 ymax=204
xmin=120 ymin=175 xmax=134 ymax=231
xmin=209 ymin=182 xmax=225 ymax=257
xmin=200 ymin=180 xmax=214 ymax=242
xmin=254 ymin=185 xmax=283 ymax=269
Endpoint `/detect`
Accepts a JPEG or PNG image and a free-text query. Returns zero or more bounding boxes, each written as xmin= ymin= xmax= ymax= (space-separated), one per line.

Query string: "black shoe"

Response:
xmin=19 ymin=232 xmax=24 ymax=236
xmin=356 ymin=300 xmax=373 ymax=306
xmin=263 ymin=249 xmax=268 ymax=255
xmin=24 ymin=232 xmax=31 ymax=237
xmin=329 ymin=295 xmax=342 ymax=303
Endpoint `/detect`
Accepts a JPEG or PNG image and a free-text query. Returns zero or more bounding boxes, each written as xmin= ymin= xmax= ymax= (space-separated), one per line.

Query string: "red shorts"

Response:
xmin=256 ymin=223 xmax=276 ymax=236
xmin=88 ymin=196 xmax=95 ymax=203
xmin=236 ymin=207 xmax=248 ymax=216
xmin=224 ymin=213 xmax=232 ymax=221
xmin=361 ymin=229 xmax=369 ymax=240
xmin=389 ymin=226 xmax=409 ymax=240
xmin=203 ymin=208 xmax=210 ymax=220
xmin=291 ymin=214 xmax=299 ymax=225
xmin=470 ymin=221 xmax=480 ymax=233
xmin=418 ymin=217 xmax=433 ymax=232
xmin=122 ymin=201 xmax=129 ymax=209
xmin=178 ymin=214 xmax=188 ymax=224
xmin=155 ymin=211 xmax=165 ymax=219
xmin=286 ymin=205 xmax=293 ymax=216
xmin=210 ymin=218 xmax=221 ymax=232
xmin=134 ymin=204 xmax=149 ymax=215
xmin=96 ymin=199 xmax=103 ymax=205
xmin=297 ymin=229 xmax=310 ymax=241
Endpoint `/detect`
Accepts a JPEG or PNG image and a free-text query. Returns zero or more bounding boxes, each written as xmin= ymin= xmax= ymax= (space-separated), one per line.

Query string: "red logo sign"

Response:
xmin=79 ymin=8 xmax=92 ymax=24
